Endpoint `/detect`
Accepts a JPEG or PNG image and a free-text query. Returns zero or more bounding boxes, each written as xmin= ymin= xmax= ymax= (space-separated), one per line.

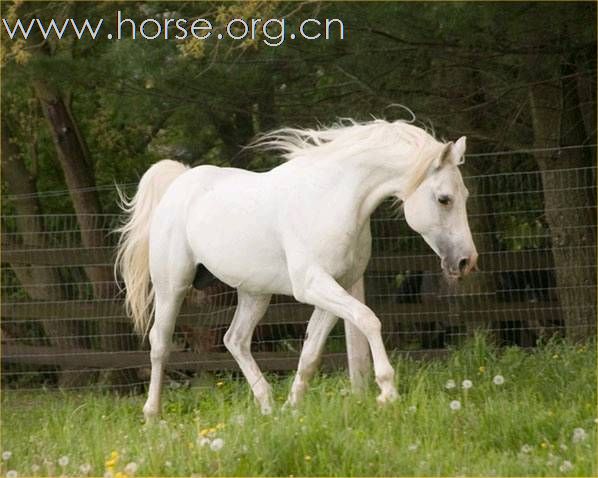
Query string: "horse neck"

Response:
xmin=324 ymin=151 xmax=414 ymax=223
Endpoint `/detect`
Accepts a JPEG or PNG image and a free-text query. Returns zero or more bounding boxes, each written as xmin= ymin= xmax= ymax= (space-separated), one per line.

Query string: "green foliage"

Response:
xmin=2 ymin=337 xmax=596 ymax=476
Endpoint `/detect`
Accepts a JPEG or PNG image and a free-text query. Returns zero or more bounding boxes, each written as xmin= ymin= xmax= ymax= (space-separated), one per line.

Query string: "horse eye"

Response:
xmin=438 ymin=195 xmax=451 ymax=205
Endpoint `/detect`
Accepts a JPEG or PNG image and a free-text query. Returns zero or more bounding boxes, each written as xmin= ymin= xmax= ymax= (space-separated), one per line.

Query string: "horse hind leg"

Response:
xmin=143 ymin=249 xmax=194 ymax=421
xmin=223 ymin=291 xmax=272 ymax=414
xmin=285 ymin=307 xmax=337 ymax=408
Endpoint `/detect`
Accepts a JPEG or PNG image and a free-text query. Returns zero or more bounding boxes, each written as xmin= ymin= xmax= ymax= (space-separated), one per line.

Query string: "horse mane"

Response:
xmin=251 ymin=118 xmax=446 ymax=198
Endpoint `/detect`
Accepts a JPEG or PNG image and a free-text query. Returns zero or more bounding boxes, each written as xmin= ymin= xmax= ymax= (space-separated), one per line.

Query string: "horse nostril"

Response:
xmin=458 ymin=258 xmax=470 ymax=274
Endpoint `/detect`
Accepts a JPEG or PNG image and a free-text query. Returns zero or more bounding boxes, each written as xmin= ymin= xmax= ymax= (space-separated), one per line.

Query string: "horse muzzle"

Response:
xmin=441 ymin=252 xmax=478 ymax=279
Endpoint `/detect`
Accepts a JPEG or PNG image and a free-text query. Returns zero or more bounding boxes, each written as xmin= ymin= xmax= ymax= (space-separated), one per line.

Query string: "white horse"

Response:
xmin=115 ymin=119 xmax=478 ymax=420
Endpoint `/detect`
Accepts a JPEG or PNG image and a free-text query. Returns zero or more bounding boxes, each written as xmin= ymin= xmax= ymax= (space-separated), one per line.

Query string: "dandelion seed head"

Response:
xmin=210 ymin=438 xmax=224 ymax=452
xmin=492 ymin=375 xmax=505 ymax=385
xmin=103 ymin=472 xmax=113 ymax=478
xmin=6 ymin=470 xmax=17 ymax=478
xmin=445 ymin=379 xmax=456 ymax=390
xmin=572 ymin=427 xmax=588 ymax=443
xmin=2 ymin=452 xmax=12 ymax=461
xmin=462 ymin=379 xmax=473 ymax=390
xmin=164 ymin=461 xmax=172 ymax=468
xmin=449 ymin=400 xmax=461 ymax=411
xmin=124 ymin=462 xmax=138 ymax=475
xmin=196 ymin=437 xmax=211 ymax=447
xmin=58 ymin=456 xmax=69 ymax=467
xmin=559 ymin=460 xmax=573 ymax=472
xmin=79 ymin=464 xmax=92 ymax=475
xmin=520 ymin=444 xmax=532 ymax=454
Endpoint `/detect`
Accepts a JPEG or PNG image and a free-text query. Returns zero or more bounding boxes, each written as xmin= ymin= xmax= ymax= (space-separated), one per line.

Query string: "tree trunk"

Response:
xmin=33 ymin=80 xmax=137 ymax=385
xmin=1 ymin=121 xmax=91 ymax=387
xmin=528 ymin=59 xmax=596 ymax=342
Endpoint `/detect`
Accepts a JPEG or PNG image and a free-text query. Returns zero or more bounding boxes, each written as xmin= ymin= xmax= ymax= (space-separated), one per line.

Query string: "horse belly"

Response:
xmin=185 ymin=193 xmax=293 ymax=295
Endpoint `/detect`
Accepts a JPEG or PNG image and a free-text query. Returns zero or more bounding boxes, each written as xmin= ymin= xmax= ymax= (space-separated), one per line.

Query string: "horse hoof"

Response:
xmin=376 ymin=390 xmax=398 ymax=405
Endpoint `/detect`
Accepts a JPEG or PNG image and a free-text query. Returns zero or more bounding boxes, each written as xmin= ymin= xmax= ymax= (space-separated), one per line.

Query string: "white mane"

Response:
xmin=252 ymin=118 xmax=446 ymax=198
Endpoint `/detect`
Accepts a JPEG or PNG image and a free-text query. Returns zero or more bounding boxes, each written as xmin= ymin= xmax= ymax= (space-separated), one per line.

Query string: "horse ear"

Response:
xmin=454 ymin=136 xmax=466 ymax=162
xmin=435 ymin=141 xmax=454 ymax=169
xmin=436 ymin=137 xmax=467 ymax=169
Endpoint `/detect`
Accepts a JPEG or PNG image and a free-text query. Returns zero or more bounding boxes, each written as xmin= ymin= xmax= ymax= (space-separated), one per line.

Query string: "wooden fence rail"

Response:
xmin=1 ymin=245 xmax=564 ymax=376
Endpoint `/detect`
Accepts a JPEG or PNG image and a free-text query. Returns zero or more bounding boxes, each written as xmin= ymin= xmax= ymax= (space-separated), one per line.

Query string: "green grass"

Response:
xmin=2 ymin=336 xmax=596 ymax=477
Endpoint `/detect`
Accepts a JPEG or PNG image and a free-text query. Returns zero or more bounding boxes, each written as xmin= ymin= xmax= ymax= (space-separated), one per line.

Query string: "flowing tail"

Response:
xmin=115 ymin=160 xmax=189 ymax=336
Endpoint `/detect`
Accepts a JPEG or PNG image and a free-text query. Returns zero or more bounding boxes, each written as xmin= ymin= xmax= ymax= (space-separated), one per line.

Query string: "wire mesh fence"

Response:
xmin=1 ymin=154 xmax=596 ymax=391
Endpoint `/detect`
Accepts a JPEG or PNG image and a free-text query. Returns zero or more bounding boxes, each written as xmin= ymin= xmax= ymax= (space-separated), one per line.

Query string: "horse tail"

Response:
xmin=115 ymin=159 xmax=189 ymax=337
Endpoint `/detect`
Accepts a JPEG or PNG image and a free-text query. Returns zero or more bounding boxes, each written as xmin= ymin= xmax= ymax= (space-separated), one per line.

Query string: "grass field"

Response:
xmin=2 ymin=336 xmax=596 ymax=477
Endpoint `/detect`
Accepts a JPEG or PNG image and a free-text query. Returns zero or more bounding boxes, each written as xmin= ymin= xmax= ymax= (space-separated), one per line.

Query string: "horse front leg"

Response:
xmin=223 ymin=291 xmax=273 ymax=414
xmin=293 ymin=268 xmax=398 ymax=405
xmin=285 ymin=308 xmax=337 ymax=408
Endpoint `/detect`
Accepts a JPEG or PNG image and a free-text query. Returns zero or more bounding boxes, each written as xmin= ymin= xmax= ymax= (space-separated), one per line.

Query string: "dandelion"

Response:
xmin=462 ymin=379 xmax=473 ymax=390
xmin=168 ymin=381 xmax=181 ymax=390
xmin=164 ymin=461 xmax=172 ymax=468
xmin=124 ymin=462 xmax=138 ymax=476
xmin=445 ymin=379 xmax=456 ymax=390
xmin=407 ymin=405 xmax=417 ymax=413
xmin=408 ymin=443 xmax=418 ymax=452
xmin=79 ymin=464 xmax=92 ymax=475
xmin=559 ymin=460 xmax=573 ymax=473
xmin=58 ymin=456 xmax=69 ymax=467
xmin=6 ymin=470 xmax=17 ymax=478
xmin=492 ymin=375 xmax=505 ymax=385
xmin=449 ymin=400 xmax=461 ymax=411
xmin=210 ymin=438 xmax=224 ymax=452
xmin=104 ymin=472 xmax=113 ymax=478
xmin=478 ymin=366 xmax=485 ymax=373
xmin=304 ymin=455 xmax=311 ymax=462
xmin=339 ymin=388 xmax=349 ymax=397
xmin=216 ymin=381 xmax=224 ymax=387
xmin=31 ymin=465 xmax=40 ymax=474
xmin=197 ymin=437 xmax=211 ymax=447
xmin=2 ymin=452 xmax=11 ymax=461
xmin=520 ymin=444 xmax=532 ymax=453
xmin=559 ymin=443 xmax=568 ymax=451
xmin=572 ymin=427 xmax=588 ymax=443
xmin=540 ymin=442 xmax=548 ymax=449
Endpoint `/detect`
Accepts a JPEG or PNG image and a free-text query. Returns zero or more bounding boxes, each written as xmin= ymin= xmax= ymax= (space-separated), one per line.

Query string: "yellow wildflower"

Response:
xmin=216 ymin=381 xmax=225 ymax=387
xmin=540 ymin=442 xmax=548 ymax=449
xmin=304 ymin=455 xmax=311 ymax=461
xmin=216 ymin=423 xmax=225 ymax=430
xmin=199 ymin=428 xmax=210 ymax=437
xmin=478 ymin=366 xmax=486 ymax=374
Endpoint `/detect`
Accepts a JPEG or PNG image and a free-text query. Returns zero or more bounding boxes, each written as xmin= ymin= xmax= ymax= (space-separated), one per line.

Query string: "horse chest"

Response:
xmin=315 ymin=222 xmax=372 ymax=285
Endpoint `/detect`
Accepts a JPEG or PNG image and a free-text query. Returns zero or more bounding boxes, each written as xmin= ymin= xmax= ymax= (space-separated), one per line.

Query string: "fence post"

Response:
xmin=346 ymin=276 xmax=372 ymax=392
